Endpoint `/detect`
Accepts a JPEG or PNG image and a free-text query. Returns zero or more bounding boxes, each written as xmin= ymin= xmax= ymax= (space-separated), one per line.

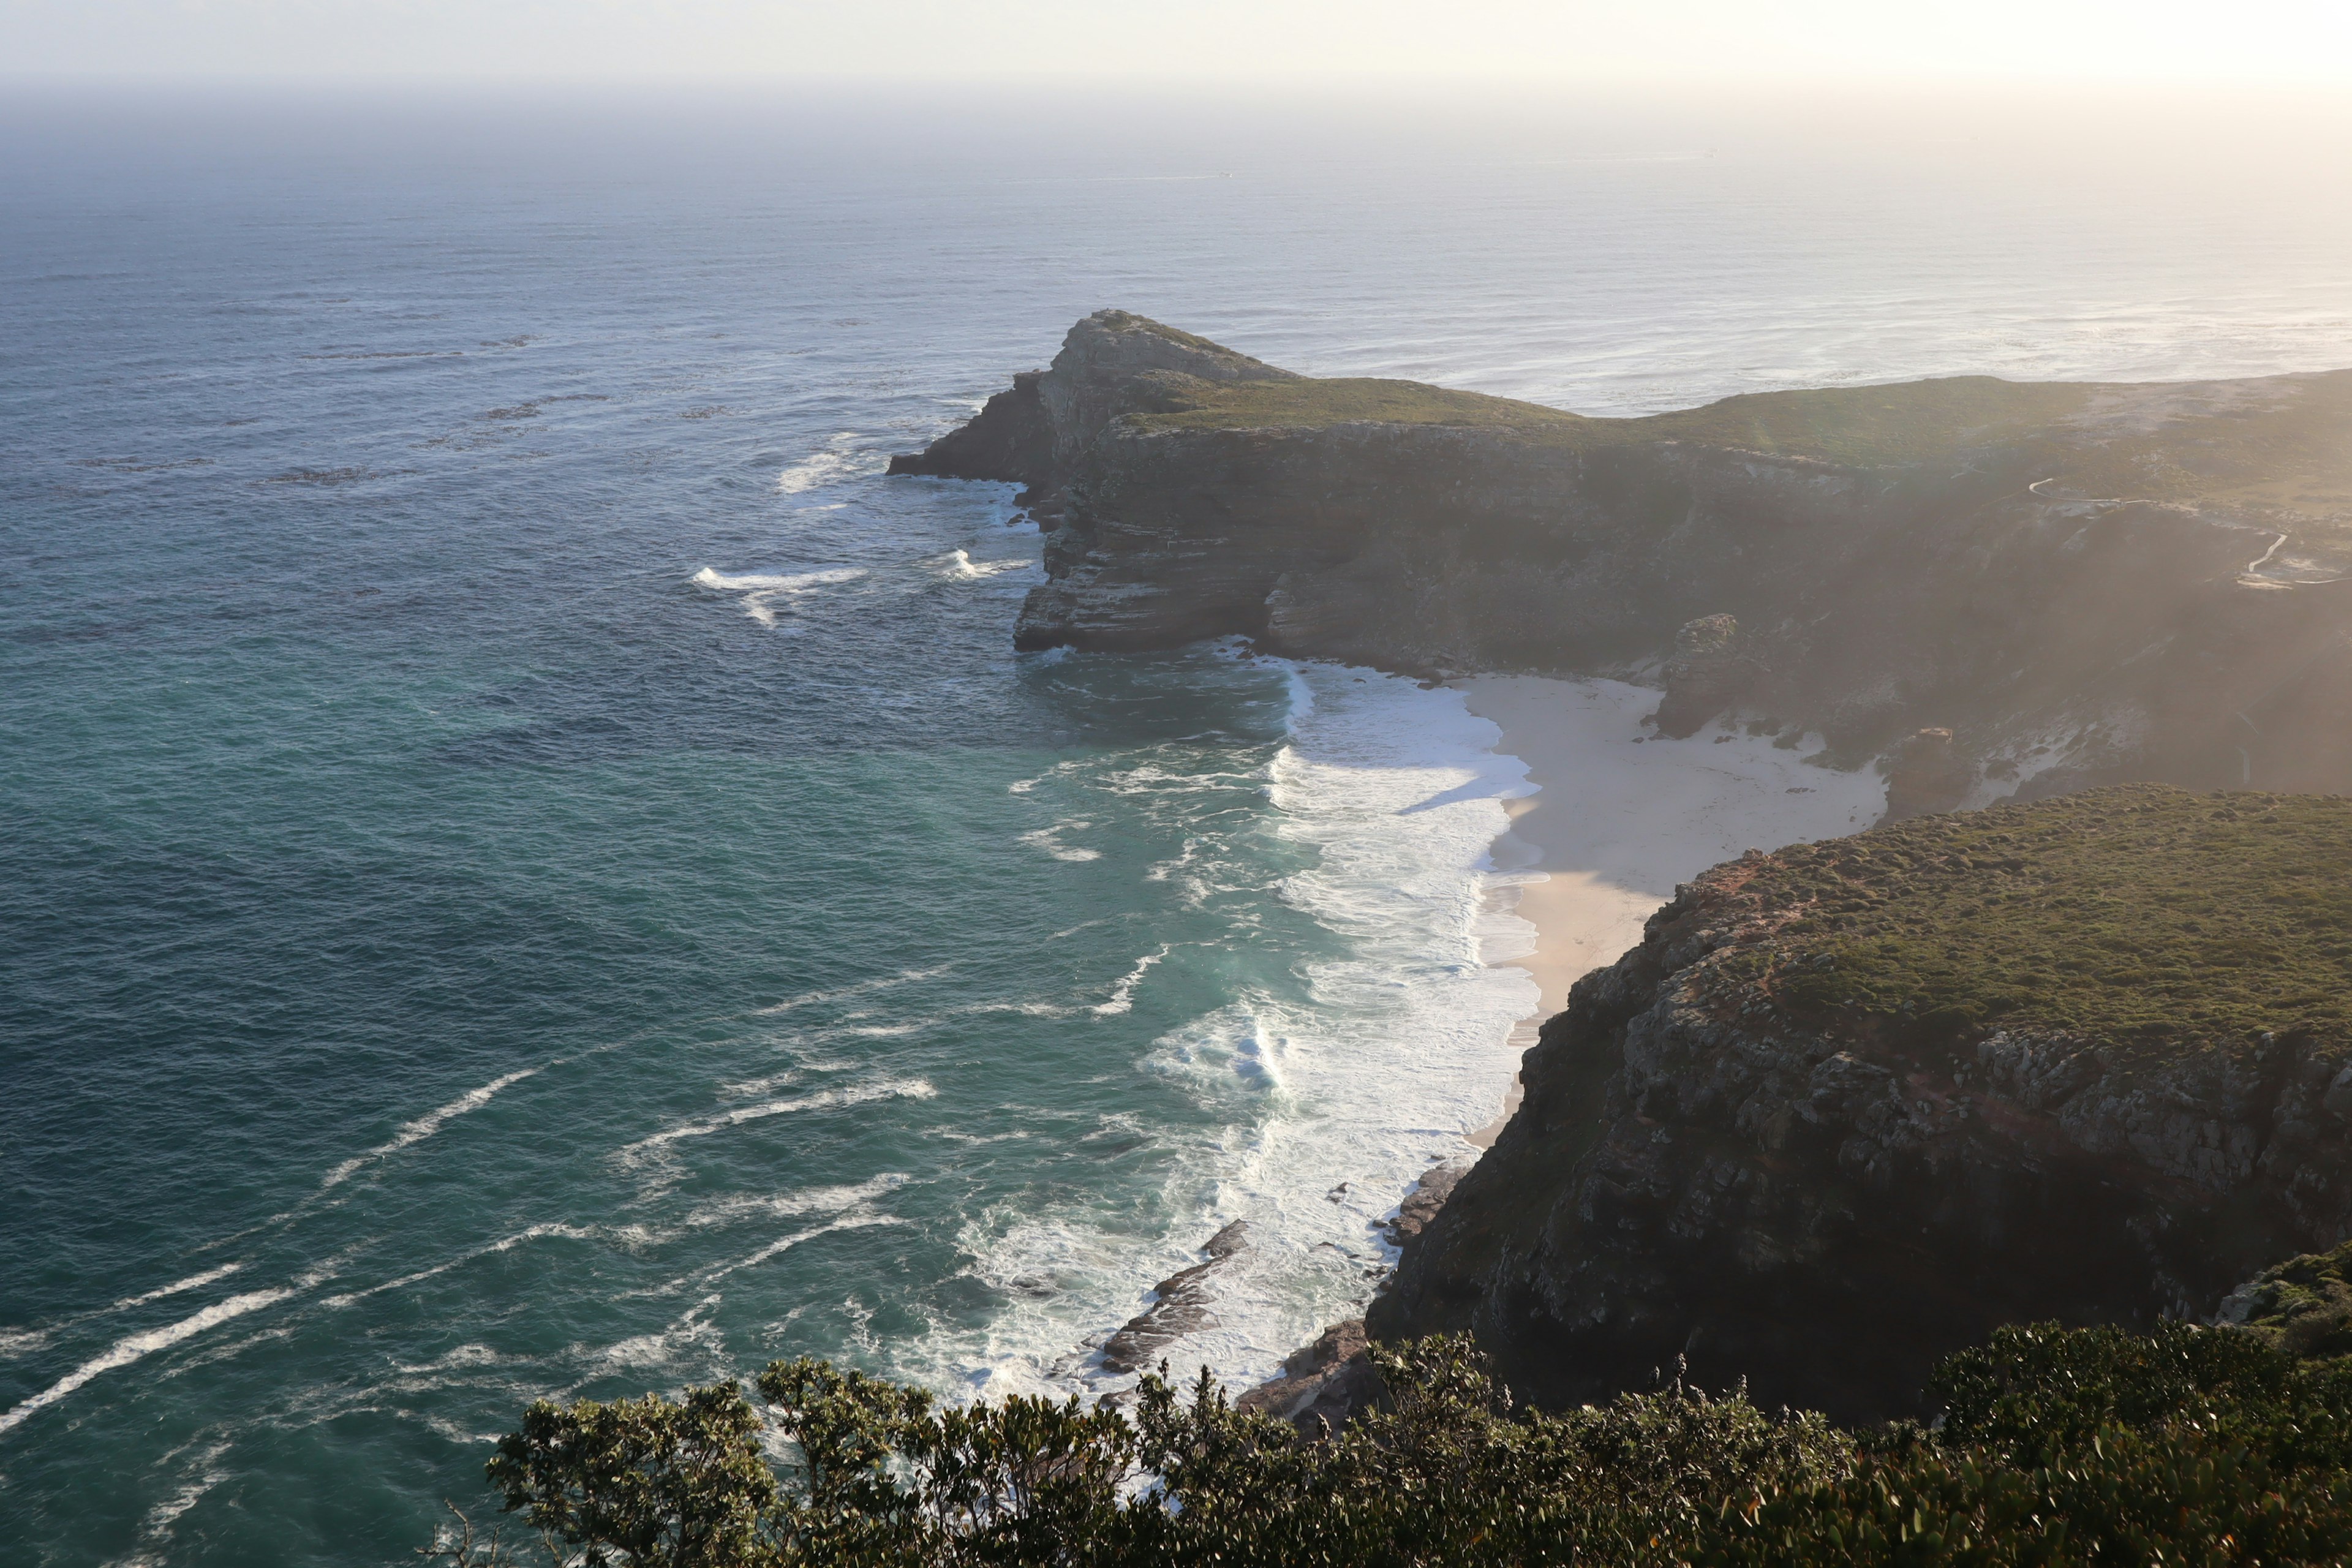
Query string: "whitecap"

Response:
xmin=680 ymin=1173 xmax=910 ymax=1231
xmin=698 ymin=1215 xmax=902 ymax=1284
xmin=932 ymin=548 xmax=1031 ymax=581
xmin=322 ymin=1066 xmax=540 ymax=1188
xmin=320 ymin=1223 xmax=597 ymax=1307
xmin=1019 ymin=822 xmax=1101 ymax=861
xmin=883 ymin=662 xmax=1544 ymax=1403
xmin=1 ymin=1261 xmax=255 ymax=1364
xmin=613 ymin=1079 xmax=938 ymax=1162
xmin=752 ymin=963 xmax=951 ymax=1016
xmin=775 ymin=432 xmax=884 ymax=495
xmin=690 ymin=565 xmax=868 ymax=628
xmin=110 ymin=1262 xmax=247 ymax=1311
xmin=600 ymin=1295 xmax=727 ymax=1368
xmin=114 ymin=1438 xmax=234 ymax=1567
xmin=0 ymin=1288 xmax=296 ymax=1436
xmin=1091 ymin=946 xmax=1170 ymax=1017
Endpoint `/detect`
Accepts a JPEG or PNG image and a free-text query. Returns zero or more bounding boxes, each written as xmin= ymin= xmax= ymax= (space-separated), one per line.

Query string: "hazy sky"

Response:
xmin=8 ymin=0 xmax=2351 ymax=83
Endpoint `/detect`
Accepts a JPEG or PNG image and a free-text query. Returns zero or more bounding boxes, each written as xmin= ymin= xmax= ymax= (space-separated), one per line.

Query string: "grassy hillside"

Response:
xmin=1747 ymin=784 xmax=2352 ymax=1054
xmin=1126 ymin=369 xmax=2077 ymax=464
xmin=1119 ymin=323 xmax=2352 ymax=529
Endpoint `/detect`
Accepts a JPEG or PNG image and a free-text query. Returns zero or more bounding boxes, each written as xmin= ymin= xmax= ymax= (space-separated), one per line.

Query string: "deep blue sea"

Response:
xmin=6 ymin=81 xmax=2351 ymax=1565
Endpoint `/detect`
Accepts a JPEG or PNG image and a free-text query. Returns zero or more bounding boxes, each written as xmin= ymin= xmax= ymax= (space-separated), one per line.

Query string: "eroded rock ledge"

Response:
xmin=895 ymin=310 xmax=2352 ymax=802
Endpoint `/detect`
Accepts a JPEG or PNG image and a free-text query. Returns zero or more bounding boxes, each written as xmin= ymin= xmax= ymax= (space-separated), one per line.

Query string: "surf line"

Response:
xmin=0 ymin=1289 xmax=296 ymax=1438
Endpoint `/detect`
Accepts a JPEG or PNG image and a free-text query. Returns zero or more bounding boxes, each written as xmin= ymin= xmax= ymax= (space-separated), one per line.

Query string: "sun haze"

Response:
xmin=7 ymin=0 xmax=2350 ymax=82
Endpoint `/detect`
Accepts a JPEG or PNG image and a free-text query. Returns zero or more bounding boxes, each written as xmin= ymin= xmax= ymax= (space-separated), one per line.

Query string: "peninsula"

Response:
xmin=895 ymin=314 xmax=2352 ymax=1419
xmin=897 ymin=309 xmax=2352 ymax=812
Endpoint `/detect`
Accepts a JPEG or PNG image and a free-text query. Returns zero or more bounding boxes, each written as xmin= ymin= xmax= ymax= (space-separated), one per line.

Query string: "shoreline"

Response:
xmin=1458 ymin=675 xmax=1889 ymax=1145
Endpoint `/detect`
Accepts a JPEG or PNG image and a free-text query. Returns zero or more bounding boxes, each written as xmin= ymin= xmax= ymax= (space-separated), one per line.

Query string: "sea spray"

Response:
xmin=902 ymin=660 xmax=1539 ymax=1399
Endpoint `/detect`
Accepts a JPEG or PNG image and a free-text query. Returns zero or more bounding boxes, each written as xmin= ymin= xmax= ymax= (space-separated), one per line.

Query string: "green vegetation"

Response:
xmin=2228 ymin=1239 xmax=2352 ymax=1360
xmin=1131 ymin=375 xmax=1589 ymax=434
xmin=447 ymin=1304 xmax=2352 ymax=1566
xmin=1641 ymin=377 xmax=2091 ymax=470
xmin=1746 ymin=785 xmax=2352 ymax=1055
xmin=1126 ymin=366 xmax=2086 ymax=467
xmin=1088 ymin=311 xmax=1243 ymax=359
xmin=1120 ymin=319 xmax=2352 ymax=521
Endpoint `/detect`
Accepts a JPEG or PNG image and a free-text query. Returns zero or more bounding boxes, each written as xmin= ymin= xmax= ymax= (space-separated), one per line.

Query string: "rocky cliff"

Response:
xmin=895 ymin=311 xmax=2352 ymax=801
xmin=1369 ymin=785 xmax=2352 ymax=1420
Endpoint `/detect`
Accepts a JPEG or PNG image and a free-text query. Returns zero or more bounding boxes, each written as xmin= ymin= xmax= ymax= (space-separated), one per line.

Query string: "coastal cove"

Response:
xmin=11 ymin=86 xmax=2352 ymax=1565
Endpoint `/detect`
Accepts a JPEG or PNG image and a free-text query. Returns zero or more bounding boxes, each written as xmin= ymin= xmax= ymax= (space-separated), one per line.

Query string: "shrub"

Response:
xmin=465 ymin=1324 xmax=2352 ymax=1566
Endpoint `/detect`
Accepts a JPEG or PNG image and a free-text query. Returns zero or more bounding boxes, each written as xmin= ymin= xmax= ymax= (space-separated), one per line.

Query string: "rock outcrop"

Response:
xmin=1371 ymin=786 xmax=2352 ymax=1422
xmin=1652 ymin=614 xmax=1755 ymax=739
xmin=1233 ymin=1319 xmax=1382 ymax=1438
xmin=2217 ymin=1237 xmax=2352 ymax=1358
xmin=896 ymin=311 xmax=2352 ymax=801
xmin=1100 ymin=1221 xmax=1253 ymax=1375
xmin=1882 ymin=727 xmax=1976 ymax=821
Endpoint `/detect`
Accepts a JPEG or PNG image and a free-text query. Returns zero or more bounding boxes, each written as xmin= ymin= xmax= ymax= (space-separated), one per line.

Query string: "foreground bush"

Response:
xmin=447 ymin=1324 xmax=2352 ymax=1566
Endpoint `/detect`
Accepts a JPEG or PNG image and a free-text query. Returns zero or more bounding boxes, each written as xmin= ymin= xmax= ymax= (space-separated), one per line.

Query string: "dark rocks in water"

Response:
xmin=1653 ymin=613 xmax=1755 ymax=738
xmin=1383 ymin=1159 xmax=1471 ymax=1248
xmin=887 ymin=371 xmax=1055 ymax=488
xmin=1100 ymin=1219 xmax=1253 ymax=1375
xmin=899 ymin=311 xmax=2352 ymax=802
xmin=1234 ymin=1319 xmax=1383 ymax=1438
xmin=1234 ymin=1161 xmax=1471 ymax=1435
xmin=1881 ymin=726 xmax=1976 ymax=821
xmin=1372 ymin=785 xmax=2352 ymax=1422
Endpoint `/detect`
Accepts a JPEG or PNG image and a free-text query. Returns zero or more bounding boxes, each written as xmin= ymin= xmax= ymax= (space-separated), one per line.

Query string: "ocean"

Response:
xmin=5 ymin=81 xmax=2351 ymax=1565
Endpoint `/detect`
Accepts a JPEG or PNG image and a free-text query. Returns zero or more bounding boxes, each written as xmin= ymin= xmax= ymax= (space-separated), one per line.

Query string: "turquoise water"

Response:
xmin=7 ymin=85 xmax=2352 ymax=1565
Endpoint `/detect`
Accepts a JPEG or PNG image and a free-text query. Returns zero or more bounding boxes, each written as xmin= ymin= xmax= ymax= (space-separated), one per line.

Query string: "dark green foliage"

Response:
xmin=1748 ymin=785 xmax=2352 ymax=1055
xmin=476 ymin=1322 xmax=2352 ymax=1566
xmin=1705 ymin=1321 xmax=2352 ymax=1565
xmin=487 ymin=1382 xmax=778 ymax=1567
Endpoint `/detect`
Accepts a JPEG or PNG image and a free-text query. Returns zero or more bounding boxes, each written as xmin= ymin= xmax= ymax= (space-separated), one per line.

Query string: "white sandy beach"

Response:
xmin=1460 ymin=676 xmax=1887 ymax=1138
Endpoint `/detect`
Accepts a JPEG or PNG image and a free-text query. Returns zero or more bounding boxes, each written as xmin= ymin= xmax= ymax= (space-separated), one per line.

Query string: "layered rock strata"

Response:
xmin=1371 ymin=785 xmax=2352 ymax=1420
xmin=895 ymin=311 xmax=2352 ymax=801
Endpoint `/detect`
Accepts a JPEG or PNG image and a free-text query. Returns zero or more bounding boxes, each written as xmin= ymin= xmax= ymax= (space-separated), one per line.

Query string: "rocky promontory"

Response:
xmin=898 ymin=315 xmax=2352 ymax=1422
xmin=1371 ymin=785 xmax=2352 ymax=1420
xmin=897 ymin=311 xmax=2352 ymax=802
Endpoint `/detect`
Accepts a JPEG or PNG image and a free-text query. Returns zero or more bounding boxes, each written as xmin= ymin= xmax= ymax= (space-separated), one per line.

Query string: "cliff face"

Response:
xmin=895 ymin=311 xmax=2352 ymax=800
xmin=1369 ymin=786 xmax=2352 ymax=1421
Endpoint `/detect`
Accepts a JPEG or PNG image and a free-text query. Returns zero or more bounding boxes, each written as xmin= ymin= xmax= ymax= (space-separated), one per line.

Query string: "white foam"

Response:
xmin=895 ymin=662 xmax=1542 ymax=1400
xmin=681 ymin=1174 xmax=910 ymax=1231
xmin=753 ymin=963 xmax=949 ymax=1015
xmin=110 ymin=1262 xmax=247 ymax=1311
xmin=691 ymin=565 xmax=869 ymax=628
xmin=0 ymin=1289 xmax=295 ymax=1436
xmin=933 ymin=548 xmax=1032 ymax=581
xmin=775 ymin=432 xmax=885 ymax=495
xmin=600 ymin=1295 xmax=728 ymax=1370
xmin=323 ymin=1067 xmax=540 ymax=1188
xmin=1019 ymin=822 xmax=1101 ymax=861
xmin=111 ymin=1439 xmax=233 ymax=1568
xmin=321 ymin=1223 xmax=597 ymax=1308
xmin=1091 ymin=946 xmax=1170 ymax=1016
xmin=700 ymin=1215 xmax=902 ymax=1284
xmin=613 ymin=1079 xmax=938 ymax=1163
xmin=1 ymin=1261 xmax=254 ymax=1363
